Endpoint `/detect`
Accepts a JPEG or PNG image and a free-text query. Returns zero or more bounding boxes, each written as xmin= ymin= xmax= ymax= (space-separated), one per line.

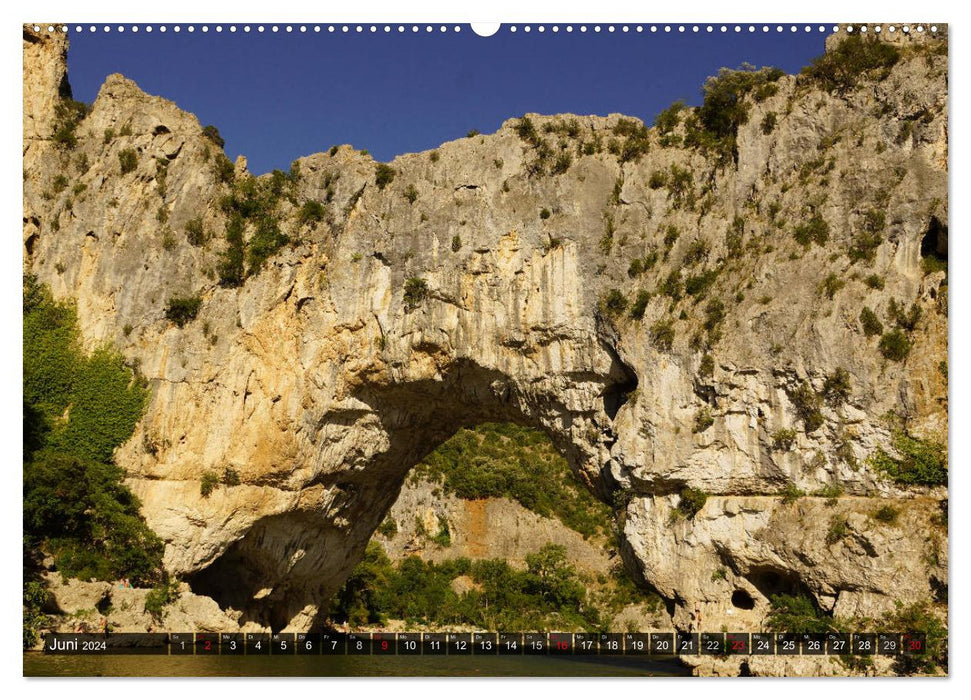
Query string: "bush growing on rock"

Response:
xmin=826 ymin=514 xmax=849 ymax=544
xmin=693 ymin=408 xmax=714 ymax=433
xmin=200 ymin=471 xmax=219 ymax=497
xmin=789 ymin=382 xmax=825 ymax=432
xmin=403 ymin=277 xmax=429 ymax=310
xmin=872 ymin=504 xmax=899 ymax=525
xmin=650 ymin=319 xmax=676 ymax=351
xmin=164 ymin=295 xmax=202 ymax=327
xmin=879 ymin=328 xmax=911 ymax=361
xmin=627 ymin=290 xmax=650 ymax=321
xmin=202 ymin=125 xmax=225 ymax=148
xmin=794 ymin=215 xmax=830 ymax=247
xmin=118 ymin=148 xmax=138 ymax=175
xmin=144 ymin=580 xmax=180 ymax=622
xmin=375 ymin=163 xmax=396 ymax=190
xmin=601 ymin=289 xmax=628 ymax=317
xmin=822 ymin=367 xmax=852 ymax=405
xmin=802 ymin=35 xmax=900 ymax=93
xmin=676 ymin=487 xmax=708 ymax=518
xmin=772 ymin=428 xmax=797 ymax=451
xmin=869 ymin=428 xmax=947 ymax=486
xmin=860 ymin=306 xmax=884 ymax=337
xmin=298 ymin=200 xmax=326 ymax=227
xmin=766 ymin=594 xmax=833 ymax=633
xmin=52 ymin=98 xmax=89 ymax=149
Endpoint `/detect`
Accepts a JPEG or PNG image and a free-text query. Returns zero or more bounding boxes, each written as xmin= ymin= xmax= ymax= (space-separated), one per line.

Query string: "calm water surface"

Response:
xmin=24 ymin=652 xmax=690 ymax=677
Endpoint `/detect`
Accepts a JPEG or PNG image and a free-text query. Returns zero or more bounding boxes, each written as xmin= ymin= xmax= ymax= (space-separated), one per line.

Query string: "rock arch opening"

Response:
xmin=187 ymin=357 xmax=643 ymax=631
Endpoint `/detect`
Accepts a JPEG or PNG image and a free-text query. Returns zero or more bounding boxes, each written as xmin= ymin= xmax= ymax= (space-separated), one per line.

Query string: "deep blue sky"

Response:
xmin=66 ymin=26 xmax=826 ymax=174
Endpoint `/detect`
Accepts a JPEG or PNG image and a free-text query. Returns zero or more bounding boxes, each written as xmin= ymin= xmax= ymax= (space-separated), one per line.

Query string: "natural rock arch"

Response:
xmin=186 ymin=346 xmax=639 ymax=630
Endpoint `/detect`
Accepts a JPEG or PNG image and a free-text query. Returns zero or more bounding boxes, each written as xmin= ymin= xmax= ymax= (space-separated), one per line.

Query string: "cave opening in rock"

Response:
xmin=921 ymin=216 xmax=948 ymax=267
xmin=731 ymin=589 xmax=755 ymax=610
xmin=746 ymin=566 xmax=811 ymax=601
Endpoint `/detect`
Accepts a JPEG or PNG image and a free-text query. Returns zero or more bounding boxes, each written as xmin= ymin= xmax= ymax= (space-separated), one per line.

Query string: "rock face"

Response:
xmin=23 ymin=23 xmax=947 ymax=658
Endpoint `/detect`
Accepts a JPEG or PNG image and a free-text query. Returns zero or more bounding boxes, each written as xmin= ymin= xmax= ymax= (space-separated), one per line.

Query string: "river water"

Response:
xmin=24 ymin=652 xmax=690 ymax=677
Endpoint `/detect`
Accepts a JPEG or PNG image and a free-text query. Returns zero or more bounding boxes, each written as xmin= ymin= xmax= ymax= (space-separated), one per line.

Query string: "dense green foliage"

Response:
xmin=164 ymin=295 xmax=202 ymax=328
xmin=802 ymin=36 xmax=900 ymax=93
xmin=24 ymin=278 xmax=162 ymax=595
xmin=881 ymin=601 xmax=948 ymax=675
xmin=375 ymin=163 xmax=396 ymax=190
xmin=329 ymin=542 xmax=648 ymax=632
xmin=403 ymin=277 xmax=429 ymax=310
xmin=202 ymin=125 xmax=226 ymax=148
xmin=412 ymin=423 xmax=612 ymax=540
xmin=118 ymin=148 xmax=138 ymax=175
xmin=869 ymin=428 xmax=947 ymax=487
xmin=766 ymin=594 xmax=836 ymax=633
xmin=677 ymin=65 xmax=783 ymax=162
xmin=879 ymin=328 xmax=911 ymax=361
xmin=23 ymin=580 xmax=52 ymax=648
xmin=676 ymin=487 xmax=708 ymax=519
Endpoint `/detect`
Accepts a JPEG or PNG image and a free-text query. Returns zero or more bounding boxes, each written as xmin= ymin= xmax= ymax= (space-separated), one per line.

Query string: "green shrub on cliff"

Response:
xmin=23 ymin=277 xmax=162 ymax=594
xmin=164 ymin=295 xmax=202 ymax=328
xmin=412 ymin=423 xmax=612 ymax=540
xmin=869 ymin=428 xmax=947 ymax=487
xmin=802 ymin=36 xmax=900 ymax=93
xmin=52 ymin=98 xmax=89 ymax=149
xmin=766 ymin=594 xmax=834 ymax=633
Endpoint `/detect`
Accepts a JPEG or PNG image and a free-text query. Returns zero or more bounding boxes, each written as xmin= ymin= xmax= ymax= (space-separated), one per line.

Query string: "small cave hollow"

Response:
xmin=746 ymin=566 xmax=812 ymax=601
xmin=731 ymin=589 xmax=755 ymax=610
xmin=602 ymin=350 xmax=639 ymax=421
xmin=921 ymin=216 xmax=948 ymax=265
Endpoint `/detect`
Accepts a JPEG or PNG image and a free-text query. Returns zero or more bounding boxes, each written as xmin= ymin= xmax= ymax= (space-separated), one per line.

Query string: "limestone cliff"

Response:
xmin=23 ymin=25 xmax=947 ymax=672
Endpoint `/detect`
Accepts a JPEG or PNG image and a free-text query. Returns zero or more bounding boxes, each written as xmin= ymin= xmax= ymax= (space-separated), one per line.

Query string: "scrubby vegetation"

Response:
xmin=676 ymin=65 xmax=784 ymax=163
xmin=601 ymin=289 xmax=628 ymax=317
xmin=164 ymin=295 xmax=202 ymax=328
xmin=879 ymin=328 xmax=911 ymax=361
xmin=403 ymin=277 xmax=429 ymax=310
xmin=24 ymin=277 xmax=163 ymax=644
xmin=329 ymin=542 xmax=633 ymax=631
xmin=202 ymin=125 xmax=226 ymax=149
xmin=217 ymin=169 xmax=303 ymax=284
xmin=52 ymin=98 xmax=89 ymax=149
xmin=789 ymin=381 xmax=825 ymax=432
xmin=144 ymin=580 xmax=180 ymax=622
xmin=650 ymin=319 xmax=675 ymax=351
xmin=793 ymin=215 xmax=830 ymax=247
xmin=411 ymin=423 xmax=612 ymax=540
xmin=772 ymin=428 xmax=797 ymax=451
xmin=675 ymin=487 xmax=708 ymax=519
xmin=200 ymin=471 xmax=219 ymax=497
xmin=766 ymin=594 xmax=835 ymax=633
xmin=860 ymin=306 xmax=884 ymax=337
xmin=869 ymin=427 xmax=947 ymax=487
xmin=118 ymin=148 xmax=138 ymax=175
xmin=802 ymin=35 xmax=900 ymax=93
